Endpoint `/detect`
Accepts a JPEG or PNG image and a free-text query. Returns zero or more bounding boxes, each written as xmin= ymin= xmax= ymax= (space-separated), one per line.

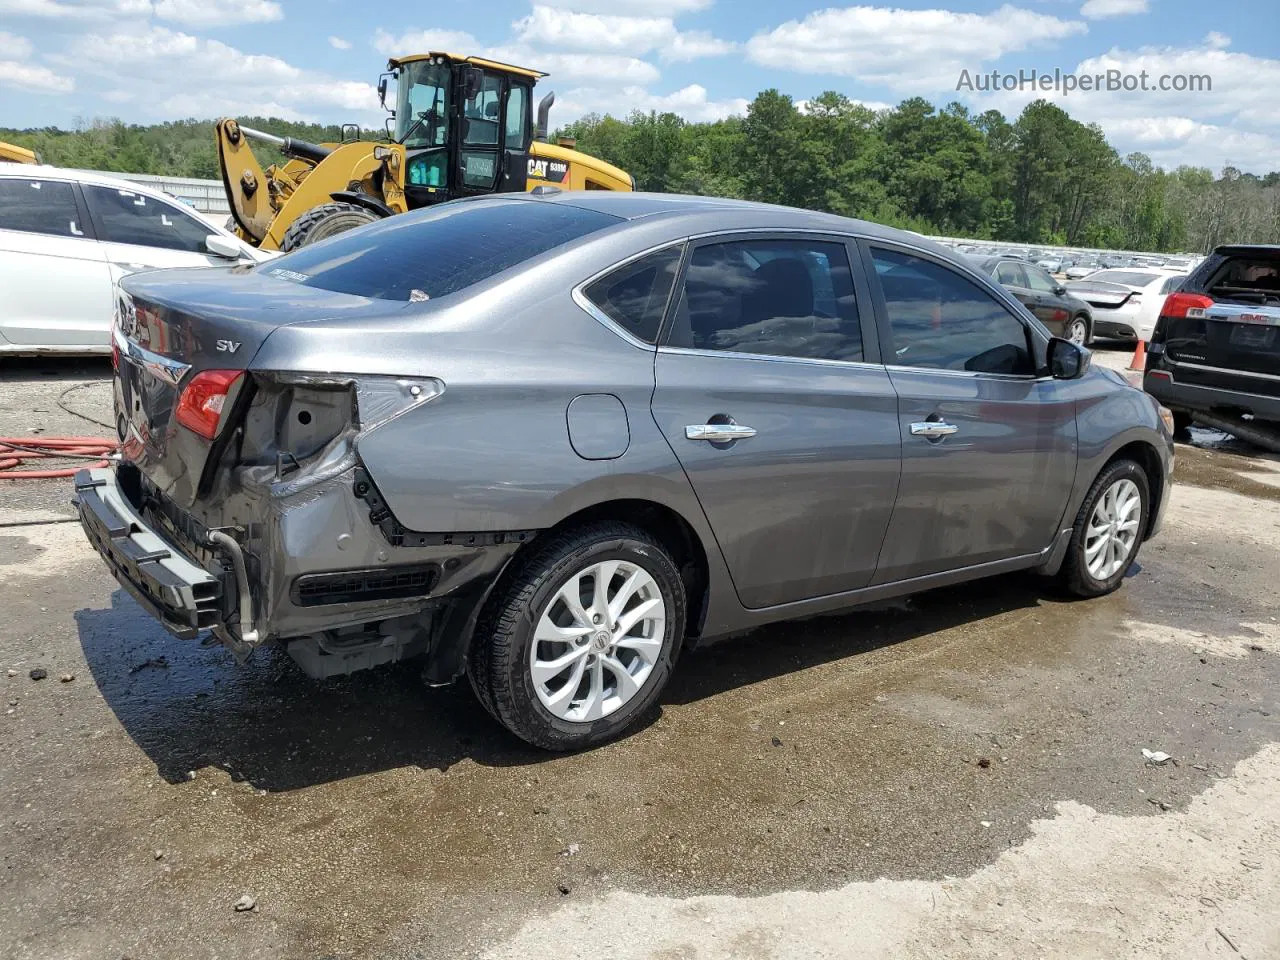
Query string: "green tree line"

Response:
xmin=5 ymin=92 xmax=1278 ymax=253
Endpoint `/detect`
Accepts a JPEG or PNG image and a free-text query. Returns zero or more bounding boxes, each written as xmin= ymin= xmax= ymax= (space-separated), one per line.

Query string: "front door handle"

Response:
xmin=686 ymin=423 xmax=758 ymax=442
xmin=910 ymin=421 xmax=959 ymax=438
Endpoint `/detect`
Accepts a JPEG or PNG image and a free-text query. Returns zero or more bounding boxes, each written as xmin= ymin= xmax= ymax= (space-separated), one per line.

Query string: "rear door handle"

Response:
xmin=686 ymin=423 xmax=758 ymax=442
xmin=910 ymin=421 xmax=959 ymax=438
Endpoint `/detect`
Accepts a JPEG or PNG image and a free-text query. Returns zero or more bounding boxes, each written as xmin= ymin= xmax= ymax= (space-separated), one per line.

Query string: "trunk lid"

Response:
xmin=1065 ymin=280 xmax=1138 ymax=309
xmin=1164 ymin=301 xmax=1280 ymax=382
xmin=115 ymin=264 xmax=387 ymax=507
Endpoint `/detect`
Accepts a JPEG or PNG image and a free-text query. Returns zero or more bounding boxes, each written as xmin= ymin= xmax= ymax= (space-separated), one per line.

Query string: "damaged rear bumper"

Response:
xmin=74 ymin=468 xmax=222 ymax=639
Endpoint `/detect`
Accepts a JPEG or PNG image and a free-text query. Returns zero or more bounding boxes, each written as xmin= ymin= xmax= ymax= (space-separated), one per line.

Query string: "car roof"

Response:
xmin=525 ymin=190 xmax=959 ymax=257
xmin=0 ymin=163 xmax=180 ymax=202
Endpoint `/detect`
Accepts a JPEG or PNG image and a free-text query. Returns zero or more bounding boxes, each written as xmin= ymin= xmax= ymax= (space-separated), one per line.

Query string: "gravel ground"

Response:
xmin=2 ymin=352 xmax=1279 ymax=959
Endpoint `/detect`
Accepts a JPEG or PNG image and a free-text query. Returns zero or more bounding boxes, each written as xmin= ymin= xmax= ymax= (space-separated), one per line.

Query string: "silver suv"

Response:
xmin=76 ymin=192 xmax=1174 ymax=749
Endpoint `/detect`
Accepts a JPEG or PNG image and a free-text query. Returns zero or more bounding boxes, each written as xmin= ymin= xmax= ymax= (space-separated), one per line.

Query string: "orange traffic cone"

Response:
xmin=1128 ymin=340 xmax=1147 ymax=371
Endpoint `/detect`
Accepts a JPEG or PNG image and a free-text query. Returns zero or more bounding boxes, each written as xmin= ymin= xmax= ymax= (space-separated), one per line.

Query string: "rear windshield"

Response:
xmin=260 ymin=199 xmax=622 ymax=301
xmin=1088 ymin=270 xmax=1159 ymax=287
xmin=1206 ymin=256 xmax=1280 ymax=306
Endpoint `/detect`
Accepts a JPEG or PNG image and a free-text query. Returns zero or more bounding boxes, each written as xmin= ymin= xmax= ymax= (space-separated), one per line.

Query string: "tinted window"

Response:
xmin=994 ymin=261 xmax=1025 ymax=286
xmin=1023 ymin=265 xmax=1059 ymax=294
xmin=667 ymin=238 xmax=861 ymax=362
xmin=583 ymin=246 xmax=681 ymax=344
xmin=505 ymin=84 xmax=528 ymax=149
xmin=83 ymin=185 xmax=211 ymax=252
xmin=0 ymin=178 xmax=85 ymax=238
xmin=463 ymin=73 xmax=502 ymax=146
xmin=1158 ymin=274 xmax=1185 ymax=295
xmin=872 ymin=247 xmax=1033 ymax=376
xmin=265 ymin=199 xmax=621 ymax=302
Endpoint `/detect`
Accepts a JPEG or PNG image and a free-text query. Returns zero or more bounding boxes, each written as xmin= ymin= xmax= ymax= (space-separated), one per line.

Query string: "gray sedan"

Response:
xmin=77 ymin=192 xmax=1174 ymax=750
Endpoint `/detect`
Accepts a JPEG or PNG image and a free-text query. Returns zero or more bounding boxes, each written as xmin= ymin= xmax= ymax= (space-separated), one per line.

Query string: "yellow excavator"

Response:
xmin=215 ymin=52 xmax=634 ymax=252
xmin=0 ymin=141 xmax=39 ymax=164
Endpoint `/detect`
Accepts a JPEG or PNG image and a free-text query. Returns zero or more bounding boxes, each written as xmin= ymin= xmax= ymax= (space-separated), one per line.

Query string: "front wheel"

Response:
xmin=279 ymin=201 xmax=381 ymax=252
xmin=469 ymin=522 xmax=686 ymax=750
xmin=1067 ymin=315 xmax=1090 ymax=345
xmin=1060 ymin=459 xmax=1150 ymax=597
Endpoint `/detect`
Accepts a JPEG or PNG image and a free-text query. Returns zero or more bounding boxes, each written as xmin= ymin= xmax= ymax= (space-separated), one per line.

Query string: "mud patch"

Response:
xmin=0 ymin=533 xmax=45 ymax=565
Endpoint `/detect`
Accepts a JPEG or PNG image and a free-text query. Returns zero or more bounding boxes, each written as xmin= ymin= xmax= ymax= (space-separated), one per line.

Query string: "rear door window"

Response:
xmin=871 ymin=247 xmax=1034 ymax=376
xmin=83 ymin=185 xmax=212 ymax=252
xmin=0 ymin=178 xmax=86 ymax=238
xmin=582 ymin=246 xmax=682 ymax=344
xmin=263 ymin=199 xmax=622 ymax=302
xmin=1023 ymin=265 xmax=1059 ymax=294
xmin=666 ymin=238 xmax=862 ymax=362
xmin=995 ymin=261 xmax=1027 ymax=287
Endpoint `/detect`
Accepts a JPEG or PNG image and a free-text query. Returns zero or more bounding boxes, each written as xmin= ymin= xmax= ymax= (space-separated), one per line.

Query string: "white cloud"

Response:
xmin=328 ymin=35 xmax=352 ymax=50
xmin=555 ymin=83 xmax=748 ymax=124
xmin=0 ymin=58 xmax=73 ymax=92
xmin=747 ymin=4 xmax=1088 ymax=93
xmin=1079 ymin=0 xmax=1149 ymax=19
xmin=1204 ymin=31 xmax=1230 ymax=50
xmin=52 ymin=25 xmax=377 ymax=122
xmin=0 ymin=30 xmax=33 ymax=58
xmin=373 ymin=27 xmax=481 ymax=57
xmin=970 ymin=43 xmax=1280 ymax=171
xmin=152 ymin=0 xmax=282 ymax=27
xmin=0 ymin=0 xmax=149 ymax=18
xmin=533 ymin=0 xmax=711 ymax=14
xmin=512 ymin=6 xmax=732 ymax=63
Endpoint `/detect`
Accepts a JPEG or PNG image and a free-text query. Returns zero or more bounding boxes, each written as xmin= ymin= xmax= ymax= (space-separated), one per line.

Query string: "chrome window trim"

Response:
xmin=1171 ymin=359 xmax=1280 ymax=384
xmin=882 ymin=362 xmax=1048 ymax=383
xmin=657 ymin=344 xmax=884 ymax=372
xmin=113 ymin=327 xmax=191 ymax=385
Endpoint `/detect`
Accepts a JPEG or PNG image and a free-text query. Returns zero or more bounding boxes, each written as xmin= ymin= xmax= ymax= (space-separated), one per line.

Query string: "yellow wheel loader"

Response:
xmin=0 ymin=141 xmax=39 ymax=164
xmin=216 ymin=52 xmax=634 ymax=252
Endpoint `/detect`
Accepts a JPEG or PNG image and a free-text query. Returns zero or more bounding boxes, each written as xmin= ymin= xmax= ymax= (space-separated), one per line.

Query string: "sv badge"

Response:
xmin=216 ymin=339 xmax=242 ymax=354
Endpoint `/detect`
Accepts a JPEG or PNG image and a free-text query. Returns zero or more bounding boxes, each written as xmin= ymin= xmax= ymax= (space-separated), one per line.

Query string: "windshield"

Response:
xmin=395 ymin=60 xmax=451 ymax=149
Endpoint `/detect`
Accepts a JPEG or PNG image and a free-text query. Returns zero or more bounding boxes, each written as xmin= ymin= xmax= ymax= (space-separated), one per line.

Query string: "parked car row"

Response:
xmin=75 ymin=191 xmax=1175 ymax=749
xmin=0 ymin=165 xmax=269 ymax=356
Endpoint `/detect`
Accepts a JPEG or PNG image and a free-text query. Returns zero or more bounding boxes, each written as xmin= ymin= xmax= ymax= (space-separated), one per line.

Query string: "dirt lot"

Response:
xmin=2 ymin=351 xmax=1279 ymax=959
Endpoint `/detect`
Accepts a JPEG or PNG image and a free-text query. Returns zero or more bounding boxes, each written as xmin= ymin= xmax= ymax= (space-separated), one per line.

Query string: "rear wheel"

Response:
xmin=1060 ymin=459 xmax=1149 ymax=597
xmin=469 ymin=522 xmax=685 ymax=750
xmin=280 ymin=202 xmax=380 ymax=252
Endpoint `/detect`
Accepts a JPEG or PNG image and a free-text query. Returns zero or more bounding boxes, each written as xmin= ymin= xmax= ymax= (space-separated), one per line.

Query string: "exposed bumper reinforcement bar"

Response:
xmin=73 ymin=467 xmax=223 ymax=640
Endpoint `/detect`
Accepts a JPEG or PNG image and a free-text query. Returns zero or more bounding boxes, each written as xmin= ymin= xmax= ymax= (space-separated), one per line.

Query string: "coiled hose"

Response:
xmin=0 ymin=436 xmax=118 ymax=480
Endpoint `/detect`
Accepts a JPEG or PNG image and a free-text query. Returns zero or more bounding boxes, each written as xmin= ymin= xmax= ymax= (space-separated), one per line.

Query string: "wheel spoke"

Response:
xmin=607 ymin=568 xmax=647 ymax=624
xmin=592 ymin=561 xmax=620 ymax=626
xmin=614 ymin=634 xmax=663 ymax=663
xmin=1117 ymin=518 xmax=1140 ymax=535
xmin=556 ymin=576 xmax=592 ymax=630
xmin=579 ymin=659 xmax=606 ymax=722
xmin=1085 ymin=533 xmax=1109 ymax=562
xmin=532 ymin=645 xmax=590 ymax=686
xmin=534 ymin=619 xmax=593 ymax=645
xmin=614 ymin=597 xmax=662 ymax=639
xmin=541 ymin=654 xmax=588 ymax=712
xmin=603 ymin=655 xmax=642 ymax=702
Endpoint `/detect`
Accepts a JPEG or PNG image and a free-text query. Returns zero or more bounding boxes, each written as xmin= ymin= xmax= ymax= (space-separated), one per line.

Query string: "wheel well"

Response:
xmin=540 ymin=499 xmax=711 ymax=640
xmin=1105 ymin=441 xmax=1164 ymax=537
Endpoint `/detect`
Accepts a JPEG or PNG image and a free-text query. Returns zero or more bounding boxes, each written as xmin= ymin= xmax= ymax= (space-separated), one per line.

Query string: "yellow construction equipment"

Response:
xmin=216 ymin=52 xmax=634 ymax=252
xmin=0 ymin=141 xmax=39 ymax=164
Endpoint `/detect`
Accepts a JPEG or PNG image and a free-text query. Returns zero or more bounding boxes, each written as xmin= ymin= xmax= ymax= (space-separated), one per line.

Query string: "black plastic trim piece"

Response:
xmin=291 ymin=563 xmax=440 ymax=607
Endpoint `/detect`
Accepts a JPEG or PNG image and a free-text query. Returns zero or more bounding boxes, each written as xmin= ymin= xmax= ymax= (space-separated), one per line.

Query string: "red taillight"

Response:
xmin=1161 ymin=292 xmax=1213 ymax=319
xmin=175 ymin=370 xmax=242 ymax=440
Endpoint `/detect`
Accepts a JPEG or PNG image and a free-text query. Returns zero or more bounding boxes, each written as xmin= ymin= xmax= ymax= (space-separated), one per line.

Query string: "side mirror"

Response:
xmin=1047 ymin=336 xmax=1090 ymax=380
xmin=377 ymin=74 xmax=390 ymax=110
xmin=1054 ymin=284 xmax=1067 ymax=296
xmin=205 ymin=234 xmax=242 ymax=260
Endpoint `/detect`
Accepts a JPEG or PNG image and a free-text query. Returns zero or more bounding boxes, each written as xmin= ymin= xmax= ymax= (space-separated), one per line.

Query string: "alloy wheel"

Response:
xmin=530 ymin=560 xmax=666 ymax=723
xmin=1084 ymin=478 xmax=1142 ymax=580
xmin=1068 ymin=318 xmax=1089 ymax=344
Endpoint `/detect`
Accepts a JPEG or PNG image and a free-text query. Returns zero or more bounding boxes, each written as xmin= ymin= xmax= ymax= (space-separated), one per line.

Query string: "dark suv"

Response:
xmin=1144 ymin=244 xmax=1280 ymax=438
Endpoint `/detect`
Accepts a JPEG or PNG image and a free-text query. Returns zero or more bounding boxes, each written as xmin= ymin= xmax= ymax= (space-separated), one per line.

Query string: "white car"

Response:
xmin=0 ymin=166 xmax=268 ymax=356
xmin=1065 ymin=268 xmax=1187 ymax=342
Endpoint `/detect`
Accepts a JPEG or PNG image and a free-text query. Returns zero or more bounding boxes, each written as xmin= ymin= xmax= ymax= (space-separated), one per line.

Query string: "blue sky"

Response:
xmin=1 ymin=0 xmax=1276 ymax=171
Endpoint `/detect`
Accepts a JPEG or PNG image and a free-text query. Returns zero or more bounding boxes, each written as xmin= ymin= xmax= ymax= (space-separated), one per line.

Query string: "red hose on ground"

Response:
xmin=0 ymin=437 xmax=119 ymax=480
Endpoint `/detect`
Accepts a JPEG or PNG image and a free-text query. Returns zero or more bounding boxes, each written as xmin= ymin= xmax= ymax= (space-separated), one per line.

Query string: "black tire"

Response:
xmin=280 ymin=202 xmax=380 ymax=252
xmin=1068 ymin=314 xmax=1092 ymax=346
xmin=1172 ymin=411 xmax=1193 ymax=438
xmin=1059 ymin=459 xmax=1150 ymax=598
xmin=468 ymin=522 xmax=686 ymax=751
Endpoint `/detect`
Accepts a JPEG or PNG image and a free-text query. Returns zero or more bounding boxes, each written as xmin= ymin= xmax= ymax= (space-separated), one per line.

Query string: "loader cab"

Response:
xmin=386 ymin=53 xmax=540 ymax=209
